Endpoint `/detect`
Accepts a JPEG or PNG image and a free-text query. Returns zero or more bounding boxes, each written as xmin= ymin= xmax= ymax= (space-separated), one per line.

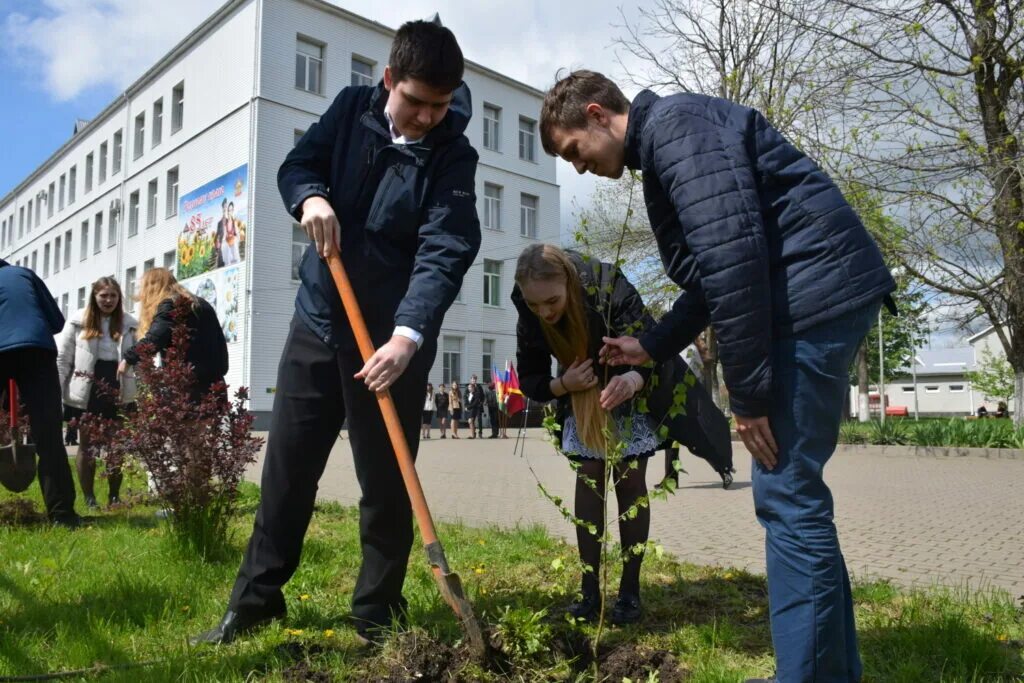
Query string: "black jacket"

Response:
xmin=280 ymin=82 xmax=481 ymax=353
xmin=124 ymin=296 xmax=228 ymax=392
xmin=513 ymin=252 xmax=731 ymax=471
xmin=624 ymin=90 xmax=896 ymax=417
xmin=434 ymin=391 xmax=449 ymax=414
xmin=465 ymin=386 xmax=484 ymax=411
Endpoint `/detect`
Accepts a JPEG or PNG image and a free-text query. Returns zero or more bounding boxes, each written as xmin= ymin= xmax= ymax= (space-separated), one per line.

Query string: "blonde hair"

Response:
xmin=82 ymin=276 xmax=125 ymax=342
xmin=515 ymin=244 xmax=608 ymax=453
xmin=136 ymin=268 xmax=195 ymax=336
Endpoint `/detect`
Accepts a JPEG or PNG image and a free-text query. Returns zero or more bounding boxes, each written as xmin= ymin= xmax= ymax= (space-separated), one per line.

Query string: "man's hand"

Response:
xmin=735 ymin=414 xmax=778 ymax=470
xmin=599 ymin=336 xmax=651 ymax=367
xmin=301 ymin=196 xmax=341 ymax=259
xmin=355 ymin=335 xmax=417 ymax=392
xmin=600 ymin=371 xmax=643 ymax=410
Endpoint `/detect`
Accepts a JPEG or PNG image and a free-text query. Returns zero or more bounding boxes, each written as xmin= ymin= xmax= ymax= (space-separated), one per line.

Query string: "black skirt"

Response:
xmin=421 ymin=410 xmax=433 ymax=425
xmin=67 ymin=360 xmax=121 ymax=421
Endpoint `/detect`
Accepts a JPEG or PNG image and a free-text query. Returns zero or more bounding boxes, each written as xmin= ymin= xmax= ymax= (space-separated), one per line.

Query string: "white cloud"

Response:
xmin=3 ymin=0 xmax=648 ymax=228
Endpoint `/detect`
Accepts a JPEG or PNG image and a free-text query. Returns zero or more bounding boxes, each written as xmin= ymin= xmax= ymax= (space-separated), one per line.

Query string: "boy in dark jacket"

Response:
xmin=539 ymin=71 xmax=895 ymax=682
xmin=194 ymin=19 xmax=480 ymax=646
xmin=0 ymin=258 xmax=79 ymax=526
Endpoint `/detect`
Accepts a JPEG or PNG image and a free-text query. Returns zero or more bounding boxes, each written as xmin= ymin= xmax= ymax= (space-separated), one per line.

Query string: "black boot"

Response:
xmin=566 ymin=590 xmax=601 ymax=622
xmin=610 ymin=592 xmax=642 ymax=625
xmin=189 ymin=609 xmax=284 ymax=646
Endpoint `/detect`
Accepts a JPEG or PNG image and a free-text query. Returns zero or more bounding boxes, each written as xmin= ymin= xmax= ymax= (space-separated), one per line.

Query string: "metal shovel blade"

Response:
xmin=425 ymin=540 xmax=489 ymax=660
xmin=0 ymin=440 xmax=37 ymax=493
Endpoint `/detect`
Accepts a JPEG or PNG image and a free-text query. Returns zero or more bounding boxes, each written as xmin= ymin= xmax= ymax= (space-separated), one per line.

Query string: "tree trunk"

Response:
xmin=702 ymin=327 xmax=723 ymax=411
xmin=1015 ymin=370 xmax=1023 ymax=428
xmin=857 ymin=340 xmax=870 ymax=423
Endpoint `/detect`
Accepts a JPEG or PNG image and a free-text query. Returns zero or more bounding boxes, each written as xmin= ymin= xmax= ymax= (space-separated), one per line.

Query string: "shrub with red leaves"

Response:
xmin=82 ymin=297 xmax=263 ymax=555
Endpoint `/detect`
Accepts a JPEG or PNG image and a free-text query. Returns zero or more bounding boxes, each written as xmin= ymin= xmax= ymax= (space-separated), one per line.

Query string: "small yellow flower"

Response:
xmin=181 ymin=606 xmax=190 ymax=613
xmin=323 ymin=629 xmax=335 ymax=638
xmin=285 ymin=628 xmax=304 ymax=636
xmin=473 ymin=565 xmax=486 ymax=574
xmin=477 ymin=539 xmax=486 ymax=545
xmin=724 ymin=572 xmax=734 ymax=580
xmin=299 ymin=594 xmax=310 ymax=601
xmin=997 ymin=634 xmax=1009 ymax=642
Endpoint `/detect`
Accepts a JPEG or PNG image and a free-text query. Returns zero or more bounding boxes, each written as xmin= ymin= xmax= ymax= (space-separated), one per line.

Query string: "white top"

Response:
xmin=424 ymin=393 xmax=435 ymax=411
xmin=96 ymin=317 xmax=121 ymax=362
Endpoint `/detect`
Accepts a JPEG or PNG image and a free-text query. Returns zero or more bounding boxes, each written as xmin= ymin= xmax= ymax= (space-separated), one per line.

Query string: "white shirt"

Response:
xmin=384 ymin=99 xmax=425 ymax=349
xmin=96 ymin=316 xmax=121 ymax=362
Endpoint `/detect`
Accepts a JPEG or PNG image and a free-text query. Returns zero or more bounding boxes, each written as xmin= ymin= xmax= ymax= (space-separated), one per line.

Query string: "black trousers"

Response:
xmin=0 ymin=348 xmax=77 ymax=519
xmin=229 ymin=316 xmax=431 ymax=630
xmin=488 ymin=406 xmax=499 ymax=437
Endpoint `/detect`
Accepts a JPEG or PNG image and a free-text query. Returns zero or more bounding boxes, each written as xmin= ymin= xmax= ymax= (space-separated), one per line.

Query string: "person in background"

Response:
xmin=465 ymin=376 xmax=483 ymax=439
xmin=63 ymin=405 xmax=78 ymax=446
xmin=0 ymin=258 xmax=79 ymax=527
xmin=995 ymin=401 xmax=1009 ymax=419
xmin=449 ymin=381 xmax=463 ymax=439
xmin=486 ymin=381 xmax=500 ymax=438
xmin=56 ymin=277 xmax=138 ymax=509
xmin=422 ymin=383 xmax=435 ymax=440
xmin=122 ymin=268 xmax=228 ymax=402
xmin=435 ymin=383 xmax=449 ymax=438
xmin=976 ymin=405 xmax=989 ymax=419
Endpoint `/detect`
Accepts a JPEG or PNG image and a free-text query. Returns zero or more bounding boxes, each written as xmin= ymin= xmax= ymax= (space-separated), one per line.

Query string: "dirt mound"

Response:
xmin=599 ymin=644 xmax=686 ymax=682
xmin=0 ymin=498 xmax=45 ymax=526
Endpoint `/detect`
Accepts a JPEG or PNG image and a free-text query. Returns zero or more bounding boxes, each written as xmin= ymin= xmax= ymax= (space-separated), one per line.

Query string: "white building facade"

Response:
xmin=0 ymin=0 xmax=559 ymax=426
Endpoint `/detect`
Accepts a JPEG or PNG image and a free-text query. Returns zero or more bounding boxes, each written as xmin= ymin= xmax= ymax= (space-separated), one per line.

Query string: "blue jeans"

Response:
xmin=753 ymin=301 xmax=880 ymax=682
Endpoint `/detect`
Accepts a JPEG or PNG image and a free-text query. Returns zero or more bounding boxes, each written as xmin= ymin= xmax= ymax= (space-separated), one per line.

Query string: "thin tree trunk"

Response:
xmin=1015 ymin=370 xmax=1023 ymax=428
xmin=857 ymin=341 xmax=870 ymax=423
xmin=702 ymin=327 xmax=723 ymax=411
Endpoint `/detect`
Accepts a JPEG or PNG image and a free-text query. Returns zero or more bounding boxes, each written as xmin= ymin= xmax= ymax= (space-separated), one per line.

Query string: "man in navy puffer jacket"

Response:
xmin=0 ymin=258 xmax=79 ymax=526
xmin=540 ymin=71 xmax=895 ymax=683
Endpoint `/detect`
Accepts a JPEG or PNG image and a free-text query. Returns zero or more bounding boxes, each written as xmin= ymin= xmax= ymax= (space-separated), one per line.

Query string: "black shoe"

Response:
xmin=108 ymin=495 xmax=122 ymax=506
xmin=84 ymin=496 xmax=98 ymax=510
xmin=52 ymin=514 xmax=82 ymax=529
xmin=567 ymin=592 xmax=601 ymax=622
xmin=721 ymin=471 xmax=734 ymax=489
xmin=611 ymin=593 xmax=642 ymax=625
xmin=189 ymin=609 xmax=284 ymax=646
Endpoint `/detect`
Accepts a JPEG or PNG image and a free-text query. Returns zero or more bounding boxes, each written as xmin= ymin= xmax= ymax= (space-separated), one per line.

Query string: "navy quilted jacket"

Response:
xmin=279 ymin=83 xmax=481 ymax=353
xmin=0 ymin=259 xmax=64 ymax=354
xmin=626 ymin=90 xmax=895 ymax=417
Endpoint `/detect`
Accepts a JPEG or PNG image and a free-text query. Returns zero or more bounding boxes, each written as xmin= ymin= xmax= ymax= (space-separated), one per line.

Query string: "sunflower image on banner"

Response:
xmin=177 ymin=164 xmax=248 ymax=280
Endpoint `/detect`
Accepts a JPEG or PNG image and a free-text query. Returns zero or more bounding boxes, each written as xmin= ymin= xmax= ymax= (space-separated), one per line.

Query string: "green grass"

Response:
xmin=1 ymin=473 xmax=1021 ymax=682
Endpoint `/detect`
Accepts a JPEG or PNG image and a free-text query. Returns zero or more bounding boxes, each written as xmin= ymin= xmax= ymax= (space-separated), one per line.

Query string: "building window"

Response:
xmin=146 ymin=179 xmax=158 ymax=227
xmin=128 ymin=191 xmax=140 ymax=236
xmin=77 ymin=287 xmax=86 ymax=311
xmin=296 ymin=37 xmax=323 ymax=94
xmin=30 ymin=250 xmax=37 ymax=272
xmin=519 ymin=117 xmax=536 ymax=162
xmin=949 ymin=384 xmax=965 ymax=393
xmin=108 ymin=208 xmax=118 ymax=247
xmin=144 ymin=258 xmax=155 ymax=273
xmin=53 ymin=235 xmax=61 ymax=273
xmin=134 ymin=113 xmax=145 ymax=160
xmin=152 ymin=98 xmax=163 ymax=147
xmin=292 ymin=224 xmax=306 ymax=281
xmin=125 ymin=267 xmax=137 ymax=313
xmin=0 ymin=218 xmax=5 ymax=250
xmin=483 ymin=259 xmax=502 ymax=306
xmin=43 ymin=243 xmax=50 ymax=277
xmin=520 ymin=193 xmax=538 ymax=238
xmin=483 ymin=104 xmax=500 ymax=152
xmin=482 ymin=339 xmax=494 ymax=383
xmin=61 ymin=293 xmax=68 ymax=318
xmin=64 ymin=229 xmax=72 ymax=268
xmin=924 ymin=385 xmax=940 ymax=393
xmin=80 ymin=220 xmax=89 ymax=261
xmin=166 ymin=167 xmax=179 ymax=217
xmin=18 ymin=206 xmax=24 ymax=237
xmin=34 ymin=197 xmax=41 ymax=227
xmin=172 ymin=82 xmax=185 ymax=133
xmin=59 ymin=174 xmax=66 ymax=210
xmin=47 ymin=182 xmax=55 ymax=218
xmin=163 ymin=249 xmax=176 ymax=275
xmin=351 ymin=56 xmax=374 ymax=86
xmin=68 ymin=166 xmax=76 ymax=205
xmin=85 ymin=152 xmax=94 ymax=193
xmin=483 ymin=183 xmax=502 ymax=230
xmin=99 ymin=142 xmax=107 ymax=184
xmin=26 ymin=200 xmax=33 ymax=231
xmin=112 ymin=130 xmax=123 ymax=174
xmin=442 ymin=336 xmax=463 ymax=385
xmin=94 ymin=212 xmax=103 ymax=253
xmin=902 ymin=386 xmax=915 ymax=393
xmin=294 ymin=129 xmax=306 ymax=147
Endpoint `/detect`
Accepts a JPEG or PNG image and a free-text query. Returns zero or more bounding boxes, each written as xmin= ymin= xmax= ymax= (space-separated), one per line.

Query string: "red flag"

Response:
xmin=505 ymin=363 xmax=526 ymax=416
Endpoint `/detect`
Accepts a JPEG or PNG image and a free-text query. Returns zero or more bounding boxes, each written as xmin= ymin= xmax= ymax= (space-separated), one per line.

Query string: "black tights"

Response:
xmin=574 ymin=457 xmax=650 ymax=597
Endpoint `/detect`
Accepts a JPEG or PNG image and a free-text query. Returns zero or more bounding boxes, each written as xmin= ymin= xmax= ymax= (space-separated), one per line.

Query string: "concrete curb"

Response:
xmin=730 ymin=440 xmax=1024 ymax=460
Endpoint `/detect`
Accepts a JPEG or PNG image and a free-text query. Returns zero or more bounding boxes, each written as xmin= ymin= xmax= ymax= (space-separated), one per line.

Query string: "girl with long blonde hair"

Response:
xmin=513 ymin=244 xmax=658 ymax=625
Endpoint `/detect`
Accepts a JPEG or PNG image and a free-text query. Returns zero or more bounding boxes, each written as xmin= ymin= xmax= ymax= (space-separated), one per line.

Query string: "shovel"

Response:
xmin=0 ymin=380 xmax=38 ymax=493
xmin=326 ymin=252 xmax=488 ymax=660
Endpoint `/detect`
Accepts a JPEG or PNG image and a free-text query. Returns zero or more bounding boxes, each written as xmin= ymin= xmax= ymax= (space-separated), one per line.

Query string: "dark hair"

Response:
xmin=540 ymin=69 xmax=630 ymax=155
xmin=389 ymin=20 xmax=464 ymax=92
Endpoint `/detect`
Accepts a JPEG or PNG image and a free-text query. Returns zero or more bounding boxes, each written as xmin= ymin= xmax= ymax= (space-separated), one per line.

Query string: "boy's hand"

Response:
xmin=302 ymin=196 xmax=341 ymax=259
xmin=599 ymin=336 xmax=651 ymax=366
xmin=355 ymin=336 xmax=417 ymax=392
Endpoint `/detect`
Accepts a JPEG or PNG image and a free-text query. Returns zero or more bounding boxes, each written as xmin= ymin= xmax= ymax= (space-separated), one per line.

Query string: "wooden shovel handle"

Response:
xmin=326 ymin=252 xmax=439 ymax=546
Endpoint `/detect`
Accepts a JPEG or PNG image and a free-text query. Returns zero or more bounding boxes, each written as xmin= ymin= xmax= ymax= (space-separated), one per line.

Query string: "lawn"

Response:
xmin=0 ymin=473 xmax=1021 ymax=682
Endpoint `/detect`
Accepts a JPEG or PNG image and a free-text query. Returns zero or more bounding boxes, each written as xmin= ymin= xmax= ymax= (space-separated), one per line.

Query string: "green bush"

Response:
xmin=841 ymin=418 xmax=1024 ymax=448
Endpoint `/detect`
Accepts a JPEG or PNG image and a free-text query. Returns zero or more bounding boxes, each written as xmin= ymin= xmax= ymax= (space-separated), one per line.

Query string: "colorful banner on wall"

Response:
xmin=183 ymin=266 xmax=241 ymax=344
xmin=176 ymin=164 xmax=248 ymax=280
